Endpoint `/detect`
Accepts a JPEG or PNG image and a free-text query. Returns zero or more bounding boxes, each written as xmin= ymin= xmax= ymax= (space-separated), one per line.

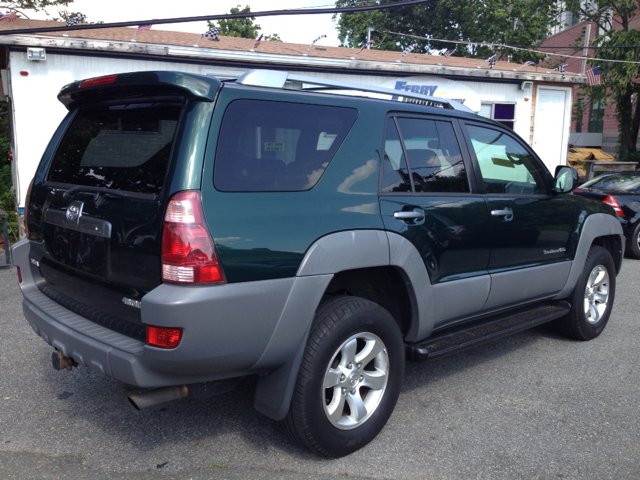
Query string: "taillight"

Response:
xmin=147 ymin=325 xmax=183 ymax=349
xmin=161 ymin=191 xmax=225 ymax=284
xmin=603 ymin=195 xmax=624 ymax=217
xmin=24 ymin=178 xmax=34 ymax=238
xmin=80 ymin=74 xmax=117 ymax=88
xmin=16 ymin=266 xmax=22 ymax=283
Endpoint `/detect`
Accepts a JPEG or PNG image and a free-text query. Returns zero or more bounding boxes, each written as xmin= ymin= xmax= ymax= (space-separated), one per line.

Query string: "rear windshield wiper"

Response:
xmin=62 ymin=185 xmax=157 ymax=202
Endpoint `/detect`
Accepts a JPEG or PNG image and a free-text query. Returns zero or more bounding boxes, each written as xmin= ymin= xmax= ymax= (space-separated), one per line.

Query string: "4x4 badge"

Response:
xmin=65 ymin=200 xmax=84 ymax=224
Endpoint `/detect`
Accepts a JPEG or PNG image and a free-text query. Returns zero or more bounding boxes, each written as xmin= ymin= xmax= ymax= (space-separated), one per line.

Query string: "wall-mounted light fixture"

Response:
xmin=27 ymin=48 xmax=46 ymax=61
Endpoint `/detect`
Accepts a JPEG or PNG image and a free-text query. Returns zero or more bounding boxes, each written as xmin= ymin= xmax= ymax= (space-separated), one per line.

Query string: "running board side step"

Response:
xmin=406 ymin=301 xmax=571 ymax=362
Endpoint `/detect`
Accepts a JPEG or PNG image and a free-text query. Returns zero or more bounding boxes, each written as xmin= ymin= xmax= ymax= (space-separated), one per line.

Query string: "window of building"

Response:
xmin=478 ymin=103 xmax=516 ymax=130
xmin=575 ymin=99 xmax=584 ymax=133
xmin=589 ymin=96 xmax=605 ymax=133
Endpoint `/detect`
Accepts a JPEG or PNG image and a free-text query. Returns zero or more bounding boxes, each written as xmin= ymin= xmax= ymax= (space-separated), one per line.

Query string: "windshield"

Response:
xmin=48 ymin=101 xmax=183 ymax=195
xmin=580 ymin=173 xmax=640 ymax=192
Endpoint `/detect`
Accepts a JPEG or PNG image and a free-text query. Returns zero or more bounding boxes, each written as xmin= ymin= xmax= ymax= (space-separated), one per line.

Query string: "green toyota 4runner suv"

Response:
xmin=13 ymin=70 xmax=623 ymax=457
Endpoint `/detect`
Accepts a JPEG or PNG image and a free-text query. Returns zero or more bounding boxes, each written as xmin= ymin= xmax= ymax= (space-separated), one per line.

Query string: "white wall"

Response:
xmin=9 ymin=51 xmax=544 ymax=208
xmin=9 ymin=51 xmax=209 ymax=208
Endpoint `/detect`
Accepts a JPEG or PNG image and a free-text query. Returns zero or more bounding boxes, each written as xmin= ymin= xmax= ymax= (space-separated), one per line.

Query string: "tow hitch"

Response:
xmin=51 ymin=350 xmax=78 ymax=371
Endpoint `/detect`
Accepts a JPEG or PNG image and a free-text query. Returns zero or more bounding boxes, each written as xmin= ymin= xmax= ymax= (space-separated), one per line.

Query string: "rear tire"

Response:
xmin=284 ymin=296 xmax=404 ymax=457
xmin=626 ymin=222 xmax=640 ymax=259
xmin=554 ymin=245 xmax=615 ymax=340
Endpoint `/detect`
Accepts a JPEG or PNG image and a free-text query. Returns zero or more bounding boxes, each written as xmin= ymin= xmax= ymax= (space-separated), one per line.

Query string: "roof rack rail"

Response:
xmin=235 ymin=69 xmax=473 ymax=113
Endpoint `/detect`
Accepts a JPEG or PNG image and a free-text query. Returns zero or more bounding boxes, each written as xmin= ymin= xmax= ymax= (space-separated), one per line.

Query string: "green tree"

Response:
xmin=0 ymin=103 xmax=18 ymax=244
xmin=208 ymin=5 xmax=280 ymax=41
xmin=0 ymin=0 xmax=73 ymax=17
xmin=216 ymin=5 xmax=259 ymax=38
xmin=264 ymin=33 xmax=282 ymax=42
xmin=564 ymin=0 xmax=640 ymax=162
xmin=334 ymin=0 xmax=560 ymax=62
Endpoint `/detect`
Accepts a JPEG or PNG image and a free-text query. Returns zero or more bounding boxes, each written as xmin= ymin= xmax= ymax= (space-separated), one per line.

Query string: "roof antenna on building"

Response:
xmin=438 ymin=48 xmax=455 ymax=66
xmin=250 ymin=33 xmax=263 ymax=52
xmin=351 ymin=40 xmax=374 ymax=60
xmin=396 ymin=43 xmax=418 ymax=63
xmin=304 ymin=34 xmax=327 ymax=56
xmin=194 ymin=26 xmax=220 ymax=47
xmin=0 ymin=12 xmax=18 ymax=23
xmin=63 ymin=13 xmax=85 ymax=37
xmin=513 ymin=60 xmax=537 ymax=71
xmin=131 ymin=23 xmax=152 ymax=42
xmin=476 ymin=54 xmax=496 ymax=69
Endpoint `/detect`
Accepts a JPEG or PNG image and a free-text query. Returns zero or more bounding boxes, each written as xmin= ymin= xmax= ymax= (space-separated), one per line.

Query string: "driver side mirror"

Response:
xmin=554 ymin=166 xmax=579 ymax=193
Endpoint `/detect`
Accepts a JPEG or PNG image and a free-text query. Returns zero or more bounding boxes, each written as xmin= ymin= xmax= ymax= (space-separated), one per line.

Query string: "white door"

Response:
xmin=532 ymin=87 xmax=569 ymax=173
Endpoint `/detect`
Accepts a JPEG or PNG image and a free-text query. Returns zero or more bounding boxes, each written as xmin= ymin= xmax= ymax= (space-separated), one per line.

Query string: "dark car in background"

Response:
xmin=574 ymin=172 xmax=640 ymax=258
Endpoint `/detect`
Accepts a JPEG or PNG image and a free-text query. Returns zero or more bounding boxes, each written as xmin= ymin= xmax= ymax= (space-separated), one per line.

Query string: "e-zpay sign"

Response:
xmin=383 ymin=76 xmax=482 ymax=113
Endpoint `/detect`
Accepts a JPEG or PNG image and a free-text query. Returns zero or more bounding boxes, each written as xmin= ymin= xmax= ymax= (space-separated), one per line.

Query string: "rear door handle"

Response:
xmin=394 ymin=210 xmax=425 ymax=224
xmin=491 ymin=208 xmax=513 ymax=221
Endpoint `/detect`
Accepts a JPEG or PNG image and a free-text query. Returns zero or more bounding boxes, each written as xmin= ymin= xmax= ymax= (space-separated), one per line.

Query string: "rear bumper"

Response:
xmin=13 ymin=239 xmax=328 ymax=388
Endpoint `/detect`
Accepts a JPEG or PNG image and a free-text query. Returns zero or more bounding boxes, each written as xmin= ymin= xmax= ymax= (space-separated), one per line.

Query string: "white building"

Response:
xmin=0 ymin=18 xmax=586 ymax=218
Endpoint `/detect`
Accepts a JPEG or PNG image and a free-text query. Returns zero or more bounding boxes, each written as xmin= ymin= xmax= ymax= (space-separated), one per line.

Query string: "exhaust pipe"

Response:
xmin=128 ymin=385 xmax=188 ymax=410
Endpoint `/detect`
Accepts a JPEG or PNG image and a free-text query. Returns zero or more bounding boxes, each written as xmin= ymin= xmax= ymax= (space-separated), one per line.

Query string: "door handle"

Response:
xmin=394 ymin=211 xmax=425 ymax=220
xmin=394 ymin=210 xmax=425 ymax=226
xmin=394 ymin=211 xmax=425 ymax=221
xmin=491 ymin=208 xmax=513 ymax=221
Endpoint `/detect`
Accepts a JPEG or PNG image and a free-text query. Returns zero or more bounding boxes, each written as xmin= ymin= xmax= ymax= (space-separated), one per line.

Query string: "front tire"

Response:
xmin=626 ymin=221 xmax=640 ymax=259
xmin=284 ymin=296 xmax=404 ymax=457
xmin=554 ymin=245 xmax=615 ymax=340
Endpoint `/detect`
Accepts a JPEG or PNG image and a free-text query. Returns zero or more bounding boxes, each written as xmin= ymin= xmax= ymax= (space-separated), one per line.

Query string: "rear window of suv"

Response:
xmin=48 ymin=101 xmax=182 ymax=195
xmin=214 ymin=99 xmax=358 ymax=192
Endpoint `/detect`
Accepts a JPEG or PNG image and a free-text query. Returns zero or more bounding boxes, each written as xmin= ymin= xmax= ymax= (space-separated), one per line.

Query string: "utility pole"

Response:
xmin=581 ymin=22 xmax=591 ymax=74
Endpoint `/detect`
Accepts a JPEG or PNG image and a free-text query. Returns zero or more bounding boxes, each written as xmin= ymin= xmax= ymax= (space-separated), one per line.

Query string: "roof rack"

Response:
xmin=235 ymin=69 xmax=473 ymax=113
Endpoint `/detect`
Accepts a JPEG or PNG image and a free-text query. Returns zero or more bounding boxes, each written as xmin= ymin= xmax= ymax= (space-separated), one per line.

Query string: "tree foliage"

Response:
xmin=215 ymin=5 xmax=260 ymax=39
xmin=0 ymin=0 xmax=72 ymax=18
xmin=208 ymin=5 xmax=281 ymax=41
xmin=564 ymin=0 xmax=640 ymax=161
xmin=334 ymin=0 xmax=561 ymax=62
xmin=0 ymin=103 xmax=18 ymax=245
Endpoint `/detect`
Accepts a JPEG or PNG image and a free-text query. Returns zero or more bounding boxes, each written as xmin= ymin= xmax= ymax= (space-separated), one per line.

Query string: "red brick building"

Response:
xmin=541 ymin=15 xmax=640 ymax=157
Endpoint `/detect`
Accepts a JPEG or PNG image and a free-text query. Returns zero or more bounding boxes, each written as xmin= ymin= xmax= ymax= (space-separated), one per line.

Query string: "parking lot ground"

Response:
xmin=1 ymin=260 xmax=639 ymax=480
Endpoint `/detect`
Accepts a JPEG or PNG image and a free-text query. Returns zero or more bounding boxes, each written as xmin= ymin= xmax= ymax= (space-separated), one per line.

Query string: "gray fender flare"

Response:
xmin=554 ymin=213 xmax=624 ymax=299
xmin=253 ymin=230 xmax=433 ymax=420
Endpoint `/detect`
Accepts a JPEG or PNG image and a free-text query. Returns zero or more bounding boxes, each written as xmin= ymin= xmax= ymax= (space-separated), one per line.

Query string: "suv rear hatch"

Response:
xmin=26 ymin=72 xmax=220 ymax=340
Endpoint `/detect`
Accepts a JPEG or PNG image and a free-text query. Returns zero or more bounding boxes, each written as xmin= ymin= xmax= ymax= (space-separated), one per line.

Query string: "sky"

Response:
xmin=28 ymin=0 xmax=343 ymax=46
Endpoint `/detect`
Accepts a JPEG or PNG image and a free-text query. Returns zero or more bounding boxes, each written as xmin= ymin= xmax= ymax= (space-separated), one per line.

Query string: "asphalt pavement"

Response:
xmin=1 ymin=260 xmax=639 ymax=480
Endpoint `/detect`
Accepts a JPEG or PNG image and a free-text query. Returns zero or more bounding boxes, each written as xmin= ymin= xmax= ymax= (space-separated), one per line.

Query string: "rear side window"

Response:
xmin=382 ymin=117 xmax=469 ymax=194
xmin=49 ymin=101 xmax=182 ymax=195
xmin=214 ymin=99 xmax=358 ymax=192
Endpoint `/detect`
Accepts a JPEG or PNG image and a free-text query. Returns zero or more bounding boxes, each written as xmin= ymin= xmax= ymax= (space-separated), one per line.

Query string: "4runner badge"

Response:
xmin=543 ymin=247 xmax=566 ymax=255
xmin=122 ymin=297 xmax=141 ymax=309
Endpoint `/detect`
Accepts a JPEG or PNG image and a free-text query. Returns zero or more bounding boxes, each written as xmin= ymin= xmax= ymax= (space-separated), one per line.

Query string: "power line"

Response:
xmin=514 ymin=44 xmax=640 ymax=50
xmin=0 ymin=0 xmax=439 ymax=36
xmin=375 ymin=28 xmax=640 ymax=65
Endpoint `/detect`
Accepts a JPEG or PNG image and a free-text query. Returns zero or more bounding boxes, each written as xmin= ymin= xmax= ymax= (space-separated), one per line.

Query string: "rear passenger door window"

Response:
xmin=382 ymin=117 xmax=469 ymax=194
xmin=214 ymin=99 xmax=357 ymax=192
xmin=396 ymin=118 xmax=469 ymax=193
xmin=381 ymin=118 xmax=412 ymax=193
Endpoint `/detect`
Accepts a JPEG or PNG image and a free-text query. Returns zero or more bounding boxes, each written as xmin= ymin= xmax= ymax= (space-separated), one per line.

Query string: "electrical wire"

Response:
xmin=0 ymin=0 xmax=439 ymax=36
xmin=374 ymin=28 xmax=640 ymax=66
